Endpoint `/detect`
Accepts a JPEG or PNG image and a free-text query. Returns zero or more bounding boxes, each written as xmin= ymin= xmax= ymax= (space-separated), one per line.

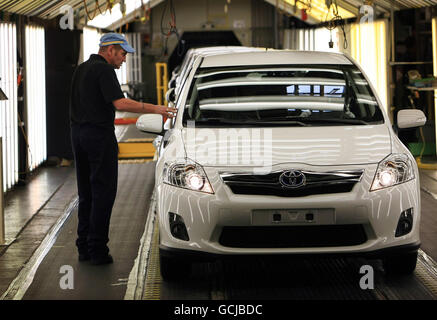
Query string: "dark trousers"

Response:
xmin=71 ymin=124 xmax=118 ymax=257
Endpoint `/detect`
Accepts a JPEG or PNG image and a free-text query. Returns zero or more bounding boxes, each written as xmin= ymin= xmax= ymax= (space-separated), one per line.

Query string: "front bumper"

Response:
xmin=156 ymin=163 xmax=421 ymax=257
xmin=159 ymin=242 xmax=421 ymax=262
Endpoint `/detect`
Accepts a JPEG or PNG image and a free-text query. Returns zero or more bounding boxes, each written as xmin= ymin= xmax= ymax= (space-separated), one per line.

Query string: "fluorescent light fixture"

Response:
xmin=197 ymin=68 xmax=344 ymax=78
xmin=350 ymin=20 xmax=388 ymax=114
xmin=433 ymin=17 xmax=437 ymax=156
xmin=83 ymin=27 xmax=102 ymax=62
xmin=199 ymin=101 xmax=344 ymax=111
xmin=0 ymin=21 xmax=18 ymax=191
xmin=87 ymin=0 xmax=149 ymax=29
xmin=197 ymin=78 xmax=345 ymax=91
xmin=25 ymin=25 xmax=47 ymax=171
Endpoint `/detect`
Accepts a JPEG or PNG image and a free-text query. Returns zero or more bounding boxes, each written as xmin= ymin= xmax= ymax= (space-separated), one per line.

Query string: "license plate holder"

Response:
xmin=251 ymin=209 xmax=335 ymax=225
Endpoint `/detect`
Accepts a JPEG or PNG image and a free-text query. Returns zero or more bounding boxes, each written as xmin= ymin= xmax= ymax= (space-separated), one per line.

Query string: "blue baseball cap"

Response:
xmin=99 ymin=33 xmax=135 ymax=53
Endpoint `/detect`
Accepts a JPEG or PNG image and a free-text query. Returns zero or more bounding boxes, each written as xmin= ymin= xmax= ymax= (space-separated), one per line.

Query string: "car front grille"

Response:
xmin=220 ymin=169 xmax=363 ymax=197
xmin=219 ymin=225 xmax=367 ymax=248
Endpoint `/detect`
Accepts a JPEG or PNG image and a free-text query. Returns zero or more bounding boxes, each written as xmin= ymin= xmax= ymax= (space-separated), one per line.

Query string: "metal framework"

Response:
xmin=1 ymin=0 xmax=434 ymax=24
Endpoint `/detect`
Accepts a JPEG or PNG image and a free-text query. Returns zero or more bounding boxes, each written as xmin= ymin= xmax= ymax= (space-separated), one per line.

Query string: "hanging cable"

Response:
xmin=139 ymin=0 xmax=151 ymax=23
xmin=83 ymin=0 xmax=100 ymax=21
xmin=160 ymin=0 xmax=184 ymax=57
xmin=108 ymin=0 xmax=114 ymax=14
xmin=96 ymin=0 xmax=112 ymax=15
xmin=324 ymin=0 xmax=348 ymax=49
xmin=117 ymin=1 xmax=127 ymax=34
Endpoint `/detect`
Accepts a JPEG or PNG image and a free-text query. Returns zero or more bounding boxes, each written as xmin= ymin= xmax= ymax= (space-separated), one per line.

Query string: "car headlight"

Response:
xmin=370 ymin=154 xmax=415 ymax=191
xmin=163 ymin=160 xmax=214 ymax=194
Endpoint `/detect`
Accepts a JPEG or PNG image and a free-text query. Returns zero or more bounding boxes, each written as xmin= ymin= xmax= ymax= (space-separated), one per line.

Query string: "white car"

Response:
xmin=159 ymin=46 xmax=266 ymax=156
xmin=169 ymin=46 xmax=266 ymax=96
xmin=137 ymin=50 xmax=426 ymax=281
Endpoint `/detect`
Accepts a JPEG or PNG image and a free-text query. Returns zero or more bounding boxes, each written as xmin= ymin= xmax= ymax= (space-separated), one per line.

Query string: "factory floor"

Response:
xmin=1 ymin=118 xmax=437 ymax=301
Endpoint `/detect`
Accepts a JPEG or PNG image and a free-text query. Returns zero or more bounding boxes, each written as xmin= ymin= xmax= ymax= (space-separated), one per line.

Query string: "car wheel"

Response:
xmin=159 ymin=253 xmax=191 ymax=281
xmin=383 ymin=251 xmax=418 ymax=276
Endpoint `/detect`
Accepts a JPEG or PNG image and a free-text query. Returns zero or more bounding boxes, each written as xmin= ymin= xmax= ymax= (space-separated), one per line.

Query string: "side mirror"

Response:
xmin=397 ymin=109 xmax=427 ymax=129
xmin=136 ymin=114 xmax=164 ymax=135
xmin=165 ymin=88 xmax=176 ymax=104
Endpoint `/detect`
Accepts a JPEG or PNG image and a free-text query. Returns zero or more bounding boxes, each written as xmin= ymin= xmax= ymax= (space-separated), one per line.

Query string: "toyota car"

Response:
xmin=136 ymin=50 xmax=426 ymax=281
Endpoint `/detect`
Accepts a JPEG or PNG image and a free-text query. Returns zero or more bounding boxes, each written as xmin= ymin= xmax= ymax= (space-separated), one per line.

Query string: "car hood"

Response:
xmin=181 ymin=125 xmax=392 ymax=167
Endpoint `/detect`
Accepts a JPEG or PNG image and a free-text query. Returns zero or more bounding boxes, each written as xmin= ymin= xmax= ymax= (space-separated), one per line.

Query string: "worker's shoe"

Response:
xmin=90 ymin=254 xmax=113 ymax=265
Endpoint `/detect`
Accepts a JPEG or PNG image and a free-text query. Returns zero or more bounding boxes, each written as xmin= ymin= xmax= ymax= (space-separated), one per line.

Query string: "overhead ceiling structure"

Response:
xmin=269 ymin=0 xmax=437 ymax=23
xmin=1 ymin=0 xmax=437 ymax=28
xmin=0 ymin=0 xmax=111 ymax=19
xmin=266 ymin=0 xmax=356 ymax=25
xmin=0 ymin=0 xmax=154 ymax=22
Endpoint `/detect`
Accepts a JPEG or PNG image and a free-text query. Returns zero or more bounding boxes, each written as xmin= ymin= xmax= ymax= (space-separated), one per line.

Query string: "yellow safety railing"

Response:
xmin=155 ymin=62 xmax=168 ymax=106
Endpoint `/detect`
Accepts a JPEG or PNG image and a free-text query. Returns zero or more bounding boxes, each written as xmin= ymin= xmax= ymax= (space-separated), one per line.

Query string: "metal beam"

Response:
xmin=105 ymin=0 xmax=165 ymax=31
xmin=33 ymin=0 xmax=69 ymax=18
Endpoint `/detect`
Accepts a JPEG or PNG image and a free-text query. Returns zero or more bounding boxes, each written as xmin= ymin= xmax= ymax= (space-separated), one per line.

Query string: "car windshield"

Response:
xmin=182 ymin=64 xmax=384 ymax=127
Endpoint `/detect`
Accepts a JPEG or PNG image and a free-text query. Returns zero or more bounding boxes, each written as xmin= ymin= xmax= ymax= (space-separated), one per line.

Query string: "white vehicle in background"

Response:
xmin=168 ymin=46 xmax=266 ymax=96
xmin=157 ymin=46 xmax=265 ymax=152
xmin=137 ymin=50 xmax=426 ymax=281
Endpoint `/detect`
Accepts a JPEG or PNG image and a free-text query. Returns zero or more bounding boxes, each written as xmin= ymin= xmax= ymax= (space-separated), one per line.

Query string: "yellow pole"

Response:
xmin=163 ymin=64 xmax=168 ymax=104
xmin=155 ymin=63 xmax=162 ymax=105
xmin=155 ymin=62 xmax=168 ymax=106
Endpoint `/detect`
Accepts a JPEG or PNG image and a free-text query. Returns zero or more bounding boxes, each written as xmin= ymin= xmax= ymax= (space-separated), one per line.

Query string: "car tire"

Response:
xmin=383 ymin=251 xmax=418 ymax=276
xmin=159 ymin=253 xmax=191 ymax=281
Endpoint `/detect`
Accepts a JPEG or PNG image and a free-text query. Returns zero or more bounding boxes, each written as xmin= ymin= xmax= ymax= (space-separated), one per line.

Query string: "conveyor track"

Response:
xmin=141 ymin=203 xmax=437 ymax=300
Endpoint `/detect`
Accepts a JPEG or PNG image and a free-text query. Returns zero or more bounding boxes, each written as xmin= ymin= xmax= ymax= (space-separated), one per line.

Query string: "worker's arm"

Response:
xmin=113 ymin=98 xmax=177 ymax=117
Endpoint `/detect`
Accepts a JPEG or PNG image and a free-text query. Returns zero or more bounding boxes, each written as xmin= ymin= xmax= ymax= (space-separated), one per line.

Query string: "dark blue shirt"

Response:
xmin=69 ymin=54 xmax=124 ymax=129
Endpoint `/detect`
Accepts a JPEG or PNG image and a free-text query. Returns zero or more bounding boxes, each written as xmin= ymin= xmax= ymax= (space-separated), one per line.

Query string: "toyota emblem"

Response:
xmin=279 ymin=170 xmax=306 ymax=188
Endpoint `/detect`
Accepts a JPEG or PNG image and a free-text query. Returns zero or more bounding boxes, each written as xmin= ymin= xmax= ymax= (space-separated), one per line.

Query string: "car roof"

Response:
xmin=187 ymin=46 xmax=265 ymax=55
xmin=175 ymin=47 xmax=265 ymax=77
xmin=200 ymin=50 xmax=353 ymax=68
xmin=174 ymin=46 xmax=266 ymax=85
xmin=185 ymin=46 xmax=265 ymax=62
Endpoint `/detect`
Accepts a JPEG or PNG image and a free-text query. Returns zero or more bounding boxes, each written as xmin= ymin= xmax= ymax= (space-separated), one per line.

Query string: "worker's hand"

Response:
xmin=155 ymin=105 xmax=177 ymax=118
